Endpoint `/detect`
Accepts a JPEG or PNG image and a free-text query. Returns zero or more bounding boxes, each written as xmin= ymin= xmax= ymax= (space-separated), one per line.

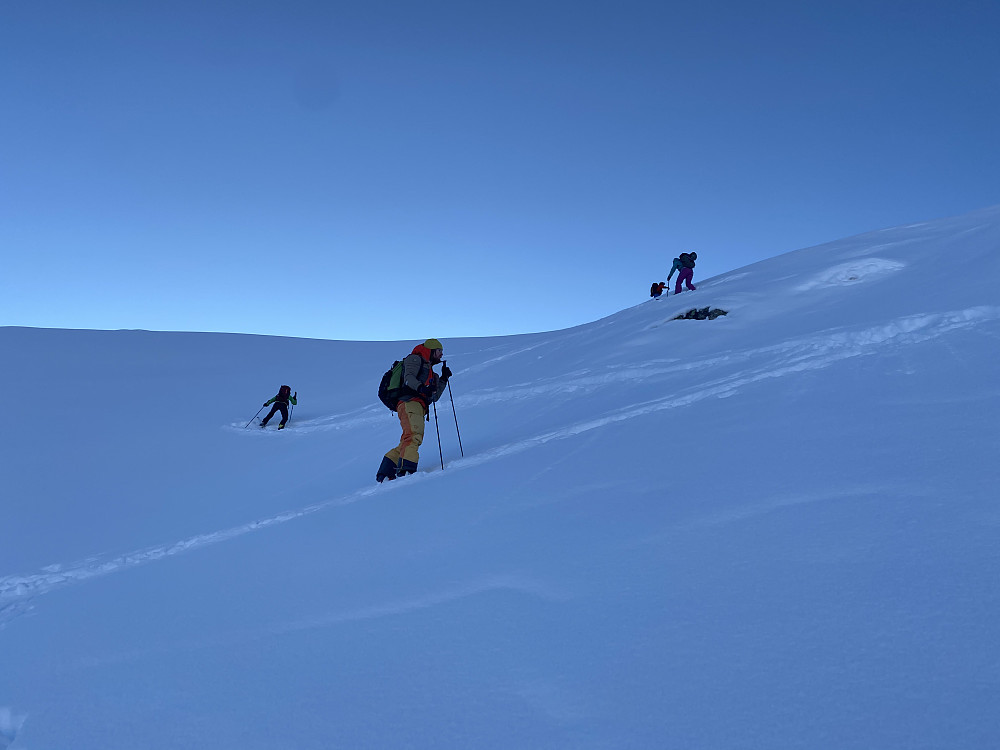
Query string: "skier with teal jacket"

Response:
xmin=260 ymin=385 xmax=297 ymax=429
xmin=668 ymin=252 xmax=698 ymax=294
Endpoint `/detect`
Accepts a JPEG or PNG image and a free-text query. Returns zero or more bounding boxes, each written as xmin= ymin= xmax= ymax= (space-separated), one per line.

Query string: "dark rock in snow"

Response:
xmin=673 ymin=307 xmax=728 ymax=321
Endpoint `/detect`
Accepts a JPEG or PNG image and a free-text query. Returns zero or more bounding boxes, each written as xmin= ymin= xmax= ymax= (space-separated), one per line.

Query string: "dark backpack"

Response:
xmin=377 ymin=361 xmax=404 ymax=411
xmin=276 ymin=384 xmax=292 ymax=403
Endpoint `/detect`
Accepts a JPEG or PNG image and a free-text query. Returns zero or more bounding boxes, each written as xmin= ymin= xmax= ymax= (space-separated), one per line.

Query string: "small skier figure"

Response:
xmin=650 ymin=281 xmax=666 ymax=299
xmin=260 ymin=385 xmax=297 ymax=429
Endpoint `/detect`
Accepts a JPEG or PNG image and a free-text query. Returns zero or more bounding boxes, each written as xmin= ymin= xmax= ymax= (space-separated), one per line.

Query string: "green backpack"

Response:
xmin=377 ymin=361 xmax=404 ymax=410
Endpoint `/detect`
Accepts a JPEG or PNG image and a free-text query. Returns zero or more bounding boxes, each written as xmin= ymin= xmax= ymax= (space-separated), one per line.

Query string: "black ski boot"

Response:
xmin=376 ymin=456 xmax=398 ymax=483
xmin=396 ymin=459 xmax=418 ymax=477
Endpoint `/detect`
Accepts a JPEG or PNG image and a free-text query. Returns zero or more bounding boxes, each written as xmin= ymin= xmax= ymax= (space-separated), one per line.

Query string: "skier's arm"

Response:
xmin=401 ymin=354 xmax=424 ymax=392
xmin=264 ymin=397 xmax=276 ymax=406
xmin=289 ymin=396 xmax=298 ymax=406
xmin=430 ymin=364 xmax=453 ymax=403
xmin=422 ymin=374 xmax=441 ymax=403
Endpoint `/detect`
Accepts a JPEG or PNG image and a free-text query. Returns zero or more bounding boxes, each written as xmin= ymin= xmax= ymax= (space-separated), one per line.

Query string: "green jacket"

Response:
xmin=265 ymin=394 xmax=298 ymax=406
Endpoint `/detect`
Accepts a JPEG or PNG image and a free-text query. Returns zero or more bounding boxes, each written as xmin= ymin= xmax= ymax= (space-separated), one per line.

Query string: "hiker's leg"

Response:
xmin=261 ymin=404 xmax=280 ymax=425
xmin=400 ymin=401 xmax=426 ymax=465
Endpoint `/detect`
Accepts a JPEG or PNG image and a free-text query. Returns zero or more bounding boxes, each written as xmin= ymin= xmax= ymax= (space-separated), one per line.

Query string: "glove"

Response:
xmin=441 ymin=364 xmax=453 ymax=381
xmin=263 ymin=402 xmax=269 ymax=407
xmin=294 ymin=391 xmax=297 ymax=398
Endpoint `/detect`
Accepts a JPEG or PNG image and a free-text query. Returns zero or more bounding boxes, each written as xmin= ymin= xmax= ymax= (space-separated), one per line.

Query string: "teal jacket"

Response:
xmin=265 ymin=394 xmax=297 ymax=406
xmin=667 ymin=257 xmax=683 ymax=281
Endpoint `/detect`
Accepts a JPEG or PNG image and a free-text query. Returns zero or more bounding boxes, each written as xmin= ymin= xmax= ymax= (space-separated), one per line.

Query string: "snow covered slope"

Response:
xmin=2 ymin=206 xmax=999 ymax=749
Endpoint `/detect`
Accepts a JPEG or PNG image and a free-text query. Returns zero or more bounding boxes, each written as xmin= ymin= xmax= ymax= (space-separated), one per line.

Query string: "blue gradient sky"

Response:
xmin=3 ymin=1 xmax=998 ymax=340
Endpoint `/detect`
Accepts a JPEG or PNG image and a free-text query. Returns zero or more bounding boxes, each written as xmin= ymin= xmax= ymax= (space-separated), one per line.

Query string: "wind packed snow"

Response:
xmin=2 ymin=207 xmax=999 ymax=749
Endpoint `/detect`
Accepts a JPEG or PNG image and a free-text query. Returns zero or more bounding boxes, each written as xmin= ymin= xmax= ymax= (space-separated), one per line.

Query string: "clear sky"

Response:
xmin=2 ymin=0 xmax=998 ymax=341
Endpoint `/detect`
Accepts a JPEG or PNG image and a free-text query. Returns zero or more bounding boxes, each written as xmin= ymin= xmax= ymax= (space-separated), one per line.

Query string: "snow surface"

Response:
xmin=2 ymin=206 xmax=1000 ymax=749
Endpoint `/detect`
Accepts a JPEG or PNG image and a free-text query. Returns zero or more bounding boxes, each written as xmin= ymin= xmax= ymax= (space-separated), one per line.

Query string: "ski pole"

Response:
xmin=447 ymin=380 xmax=464 ymax=457
xmin=244 ymin=405 xmax=265 ymax=428
xmin=433 ymin=402 xmax=444 ymax=470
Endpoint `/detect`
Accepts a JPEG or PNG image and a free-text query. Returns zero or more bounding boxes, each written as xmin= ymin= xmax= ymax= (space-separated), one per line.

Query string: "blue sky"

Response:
xmin=2 ymin=0 xmax=999 ymax=340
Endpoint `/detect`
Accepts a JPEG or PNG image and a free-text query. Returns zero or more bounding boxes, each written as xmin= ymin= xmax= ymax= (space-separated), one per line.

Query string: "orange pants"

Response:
xmin=384 ymin=400 xmax=427 ymax=466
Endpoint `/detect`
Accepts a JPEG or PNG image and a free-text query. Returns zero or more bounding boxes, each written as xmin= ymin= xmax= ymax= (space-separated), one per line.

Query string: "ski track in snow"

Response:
xmin=2 ymin=306 xmax=997 ymax=627
xmin=66 ymin=574 xmax=567 ymax=669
